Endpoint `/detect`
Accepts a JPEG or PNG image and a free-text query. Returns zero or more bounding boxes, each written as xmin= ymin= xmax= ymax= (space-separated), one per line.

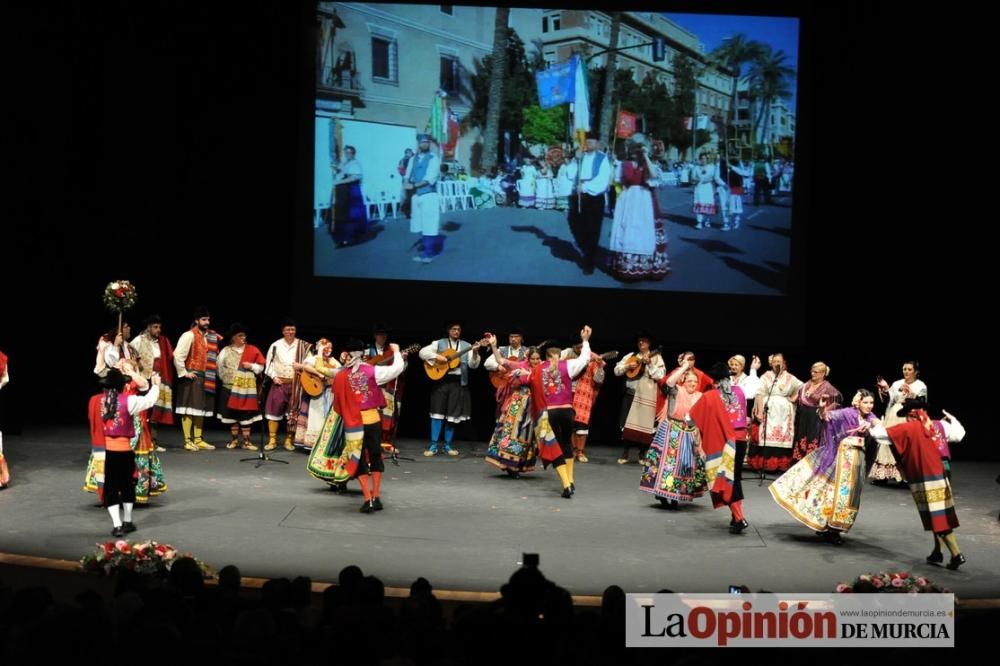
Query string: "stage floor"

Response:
xmin=2 ymin=429 xmax=999 ymax=598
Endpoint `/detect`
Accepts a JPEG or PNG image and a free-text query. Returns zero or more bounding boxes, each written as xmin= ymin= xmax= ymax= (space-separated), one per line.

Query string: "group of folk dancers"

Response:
xmin=37 ymin=313 xmax=968 ymax=568
xmin=416 ymin=330 xmax=970 ymax=569
xmin=83 ymin=308 xmax=413 ymax=529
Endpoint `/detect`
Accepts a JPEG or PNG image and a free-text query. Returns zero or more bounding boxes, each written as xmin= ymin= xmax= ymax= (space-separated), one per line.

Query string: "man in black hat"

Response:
xmin=561 ymin=339 xmax=610 ymax=464
xmin=522 ymin=325 xmax=593 ymax=498
xmin=129 ymin=314 xmax=175 ymax=452
xmin=173 ymin=307 xmax=222 ymax=451
xmin=418 ymin=321 xmax=484 ymax=456
xmin=95 ymin=367 xmax=161 ymax=536
xmin=216 ymin=323 xmax=267 ymax=450
xmin=613 ymin=332 xmax=665 ymax=464
xmin=687 ymin=361 xmax=751 ymax=533
xmin=483 ymin=327 xmax=527 ymax=376
xmin=563 ymin=131 xmax=611 ymax=275
xmin=338 ymin=337 xmax=406 ymax=513
xmin=264 ymin=318 xmax=313 ymax=451
xmin=870 ymin=398 xmax=968 ymax=569
xmin=367 ymin=324 xmax=410 ymax=455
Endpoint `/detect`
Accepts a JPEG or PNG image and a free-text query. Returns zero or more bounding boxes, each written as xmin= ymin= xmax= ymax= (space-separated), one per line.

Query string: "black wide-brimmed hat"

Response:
xmin=707 ymin=361 xmax=730 ymax=382
xmin=99 ymin=368 xmax=128 ymax=390
xmin=896 ymin=396 xmax=928 ymax=419
xmin=345 ymin=338 xmax=367 ymax=353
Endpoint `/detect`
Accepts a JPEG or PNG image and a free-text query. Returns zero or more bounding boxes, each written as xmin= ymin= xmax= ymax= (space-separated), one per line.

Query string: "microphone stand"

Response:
xmin=757 ymin=366 xmax=781 ymax=486
xmin=387 ymin=356 xmax=414 ymax=465
xmin=241 ymin=345 xmax=289 ymax=468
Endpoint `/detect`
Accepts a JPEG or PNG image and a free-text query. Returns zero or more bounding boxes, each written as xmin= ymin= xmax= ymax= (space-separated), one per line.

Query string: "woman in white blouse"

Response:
xmin=870 ymin=360 xmax=927 ymax=483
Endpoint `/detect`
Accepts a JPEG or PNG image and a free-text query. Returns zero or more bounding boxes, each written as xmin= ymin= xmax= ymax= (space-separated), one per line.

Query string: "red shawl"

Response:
xmin=886 ymin=414 xmax=959 ymax=533
xmin=688 ymin=389 xmax=737 ymax=508
xmin=332 ymin=367 xmax=364 ymax=428
xmin=887 ymin=417 xmax=945 ymax=481
xmin=156 ymin=335 xmax=175 ymax=383
xmin=88 ymin=394 xmax=105 ymax=446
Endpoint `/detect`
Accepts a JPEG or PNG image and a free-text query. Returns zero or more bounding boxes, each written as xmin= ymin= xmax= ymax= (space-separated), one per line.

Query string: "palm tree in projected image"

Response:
xmin=481 ymin=7 xmax=510 ymax=172
xmin=708 ymin=34 xmax=765 ymax=144
xmin=597 ymin=12 xmax=622 ymax=147
xmin=747 ymin=45 xmax=796 ymax=154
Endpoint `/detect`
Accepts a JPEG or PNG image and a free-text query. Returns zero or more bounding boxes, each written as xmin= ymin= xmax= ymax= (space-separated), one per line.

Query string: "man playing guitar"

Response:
xmin=418 ymin=322 xmax=484 ymax=456
xmin=614 ymin=333 xmax=665 ymax=464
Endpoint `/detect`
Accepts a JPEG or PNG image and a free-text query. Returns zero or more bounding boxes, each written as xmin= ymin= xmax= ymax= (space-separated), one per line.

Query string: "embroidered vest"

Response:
xmin=349 ymin=364 xmax=385 ymax=411
xmin=103 ymin=393 xmax=135 ymax=438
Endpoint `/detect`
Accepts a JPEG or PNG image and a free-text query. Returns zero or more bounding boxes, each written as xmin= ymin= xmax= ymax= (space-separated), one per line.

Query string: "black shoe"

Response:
xmin=824 ymin=531 xmax=844 ymax=546
xmin=111 ymin=526 xmax=124 ymax=538
xmin=570 ymin=482 xmax=576 ymax=493
xmin=659 ymin=498 xmax=679 ymax=510
xmin=561 ymin=487 xmax=573 ymax=498
xmin=122 ymin=521 xmax=136 ymax=534
xmin=360 ymin=500 xmax=375 ymax=514
xmin=730 ymin=519 xmax=749 ymax=534
xmin=372 ymin=497 xmax=384 ymax=511
xmin=946 ymin=553 xmax=967 ymax=570
xmin=926 ymin=550 xmax=944 ymax=565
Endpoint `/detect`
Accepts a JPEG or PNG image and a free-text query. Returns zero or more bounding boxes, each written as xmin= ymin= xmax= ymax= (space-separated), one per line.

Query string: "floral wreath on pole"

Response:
xmin=103 ymin=280 xmax=138 ymax=313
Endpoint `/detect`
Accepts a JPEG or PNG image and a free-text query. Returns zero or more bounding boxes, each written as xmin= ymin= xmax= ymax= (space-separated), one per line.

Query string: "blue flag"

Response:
xmin=536 ymin=59 xmax=575 ymax=109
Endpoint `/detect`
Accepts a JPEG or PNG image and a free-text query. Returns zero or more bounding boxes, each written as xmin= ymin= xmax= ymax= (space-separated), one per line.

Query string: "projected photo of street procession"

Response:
xmin=314 ymin=4 xmax=798 ymax=296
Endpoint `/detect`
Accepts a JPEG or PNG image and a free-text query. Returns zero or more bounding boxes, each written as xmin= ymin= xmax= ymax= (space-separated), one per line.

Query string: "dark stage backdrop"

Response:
xmin=3 ymin=2 xmax=982 ymax=458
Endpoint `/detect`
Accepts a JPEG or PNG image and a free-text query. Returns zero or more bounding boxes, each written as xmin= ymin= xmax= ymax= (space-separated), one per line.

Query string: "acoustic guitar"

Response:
xmin=424 ymin=337 xmax=490 ymax=381
xmin=365 ymin=344 xmax=420 ymax=367
xmin=597 ymin=350 xmax=621 ymax=364
xmin=299 ymin=367 xmax=329 ymax=398
xmin=488 ymin=339 xmax=552 ymax=389
xmin=624 ymin=348 xmax=662 ymax=380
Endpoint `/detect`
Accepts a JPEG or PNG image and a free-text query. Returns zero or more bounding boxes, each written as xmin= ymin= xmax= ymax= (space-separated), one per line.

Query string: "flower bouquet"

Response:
xmin=836 ymin=571 xmax=949 ymax=594
xmin=80 ymin=539 xmax=213 ymax=578
xmin=102 ymin=280 xmax=138 ymax=313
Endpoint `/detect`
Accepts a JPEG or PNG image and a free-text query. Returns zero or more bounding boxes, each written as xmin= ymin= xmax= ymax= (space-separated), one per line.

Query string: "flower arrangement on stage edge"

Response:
xmin=835 ymin=571 xmax=949 ymax=594
xmin=102 ymin=280 xmax=138 ymax=312
xmin=80 ymin=539 xmax=213 ymax=578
